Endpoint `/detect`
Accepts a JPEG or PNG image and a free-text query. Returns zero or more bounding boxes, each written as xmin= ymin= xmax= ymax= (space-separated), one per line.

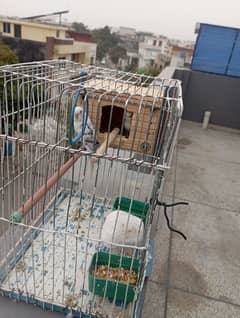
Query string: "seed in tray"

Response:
xmin=93 ymin=265 xmax=137 ymax=285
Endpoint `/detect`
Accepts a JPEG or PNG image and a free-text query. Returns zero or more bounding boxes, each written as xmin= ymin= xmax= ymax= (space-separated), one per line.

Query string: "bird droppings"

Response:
xmin=65 ymin=294 xmax=78 ymax=307
xmin=2 ymin=192 xmax=129 ymax=316
xmin=71 ymin=207 xmax=81 ymax=221
xmin=15 ymin=262 xmax=25 ymax=272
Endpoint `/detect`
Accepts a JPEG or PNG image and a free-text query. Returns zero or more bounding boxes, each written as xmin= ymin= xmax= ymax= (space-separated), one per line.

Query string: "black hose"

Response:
xmin=156 ymin=200 xmax=188 ymax=240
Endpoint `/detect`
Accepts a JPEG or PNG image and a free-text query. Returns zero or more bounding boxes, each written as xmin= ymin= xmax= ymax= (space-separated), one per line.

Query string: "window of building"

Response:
xmin=56 ymin=30 xmax=60 ymax=38
xmin=3 ymin=22 xmax=11 ymax=33
xmin=153 ymin=40 xmax=157 ymax=46
xmin=14 ymin=24 xmax=21 ymax=38
xmin=158 ymin=41 xmax=162 ymax=47
xmin=90 ymin=56 xmax=94 ymax=65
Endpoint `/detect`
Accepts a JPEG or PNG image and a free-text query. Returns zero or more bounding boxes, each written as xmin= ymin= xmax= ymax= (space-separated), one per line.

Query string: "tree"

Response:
xmin=0 ymin=43 xmax=19 ymax=134
xmin=144 ymin=66 xmax=160 ymax=77
xmin=125 ymin=64 xmax=138 ymax=73
xmin=71 ymin=22 xmax=89 ymax=33
xmin=0 ymin=42 xmax=18 ymax=66
xmin=108 ymin=46 xmax=126 ymax=65
xmin=0 ymin=42 xmax=18 ymax=104
xmin=136 ymin=66 xmax=160 ymax=77
xmin=91 ymin=26 xmax=122 ymax=62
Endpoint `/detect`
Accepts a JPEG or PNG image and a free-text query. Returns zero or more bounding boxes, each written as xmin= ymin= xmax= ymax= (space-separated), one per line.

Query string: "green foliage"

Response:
xmin=0 ymin=44 xmax=34 ymax=134
xmin=136 ymin=67 xmax=146 ymax=75
xmin=124 ymin=65 xmax=160 ymax=86
xmin=144 ymin=66 xmax=160 ymax=77
xmin=0 ymin=43 xmax=18 ymax=133
xmin=71 ymin=23 xmax=127 ymax=64
xmin=125 ymin=65 xmax=160 ymax=77
xmin=0 ymin=42 xmax=18 ymax=66
xmin=125 ymin=65 xmax=134 ymax=72
xmin=91 ymin=26 xmax=122 ymax=62
xmin=135 ymin=66 xmax=160 ymax=77
xmin=0 ymin=42 xmax=18 ymax=131
xmin=71 ymin=22 xmax=89 ymax=33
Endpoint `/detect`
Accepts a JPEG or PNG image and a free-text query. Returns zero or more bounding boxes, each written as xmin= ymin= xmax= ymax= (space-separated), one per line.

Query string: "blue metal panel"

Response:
xmin=227 ymin=31 xmax=240 ymax=76
xmin=192 ymin=24 xmax=238 ymax=75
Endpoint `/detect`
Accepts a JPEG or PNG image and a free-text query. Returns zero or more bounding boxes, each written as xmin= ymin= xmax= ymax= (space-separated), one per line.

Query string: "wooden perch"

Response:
xmin=19 ymin=154 xmax=79 ymax=216
xmin=96 ymin=128 xmax=120 ymax=156
xmin=17 ymin=129 xmax=120 ymax=216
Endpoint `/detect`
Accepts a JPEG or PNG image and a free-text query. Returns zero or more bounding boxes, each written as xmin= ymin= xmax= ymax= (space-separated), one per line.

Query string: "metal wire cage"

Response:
xmin=0 ymin=60 xmax=183 ymax=317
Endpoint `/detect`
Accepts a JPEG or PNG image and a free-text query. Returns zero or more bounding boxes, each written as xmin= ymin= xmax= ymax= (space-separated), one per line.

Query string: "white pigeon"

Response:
xmin=17 ymin=118 xmax=58 ymax=144
xmin=73 ymin=106 xmax=96 ymax=151
xmin=124 ymin=111 xmax=132 ymax=133
xmin=101 ymin=210 xmax=144 ymax=247
xmin=73 ymin=106 xmax=84 ymax=134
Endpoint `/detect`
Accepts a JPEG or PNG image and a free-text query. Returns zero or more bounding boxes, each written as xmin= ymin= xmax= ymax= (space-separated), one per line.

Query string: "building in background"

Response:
xmin=0 ymin=16 xmax=96 ymax=63
xmin=170 ymin=45 xmax=193 ymax=68
xmin=137 ymin=32 xmax=171 ymax=70
xmin=111 ymin=26 xmax=194 ymax=72
xmin=112 ymin=28 xmax=172 ymax=71
xmin=117 ymin=40 xmax=139 ymax=70
xmin=114 ymin=26 xmax=137 ymax=40
xmin=169 ymin=38 xmax=195 ymax=49
xmin=111 ymin=26 xmax=139 ymax=69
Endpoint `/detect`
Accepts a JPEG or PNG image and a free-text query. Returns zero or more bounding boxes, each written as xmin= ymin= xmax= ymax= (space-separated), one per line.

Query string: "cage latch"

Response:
xmin=155 ymin=200 xmax=189 ymax=240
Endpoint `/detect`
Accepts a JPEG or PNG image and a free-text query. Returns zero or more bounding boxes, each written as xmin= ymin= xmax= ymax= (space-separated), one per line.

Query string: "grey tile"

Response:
xmin=162 ymin=167 xmax=176 ymax=198
xmin=141 ymin=281 xmax=166 ymax=318
xmin=174 ymin=153 xmax=240 ymax=212
xmin=150 ymin=210 xmax=171 ymax=283
xmin=149 ymin=147 xmax=176 ymax=283
xmin=167 ymin=288 xmax=240 ymax=318
xmin=162 ymin=146 xmax=178 ymax=198
xmin=178 ymin=120 xmax=240 ymax=165
xmin=0 ymin=295 xmax=64 ymax=318
xmin=169 ymin=202 xmax=240 ymax=305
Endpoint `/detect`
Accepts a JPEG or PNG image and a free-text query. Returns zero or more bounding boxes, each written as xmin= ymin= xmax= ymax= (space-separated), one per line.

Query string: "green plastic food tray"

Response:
xmin=88 ymin=252 xmax=140 ymax=305
xmin=113 ymin=197 xmax=149 ymax=224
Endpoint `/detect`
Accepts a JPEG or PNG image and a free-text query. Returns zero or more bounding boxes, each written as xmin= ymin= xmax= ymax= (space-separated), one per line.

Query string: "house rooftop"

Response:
xmin=0 ymin=15 xmax=68 ymax=30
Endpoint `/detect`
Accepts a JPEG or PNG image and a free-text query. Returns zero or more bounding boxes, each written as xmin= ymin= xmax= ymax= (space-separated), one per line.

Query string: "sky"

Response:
xmin=1 ymin=0 xmax=240 ymax=41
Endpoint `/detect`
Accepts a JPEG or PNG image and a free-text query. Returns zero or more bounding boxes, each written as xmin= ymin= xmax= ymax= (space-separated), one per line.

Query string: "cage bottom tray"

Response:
xmin=0 ymin=191 xmax=136 ymax=317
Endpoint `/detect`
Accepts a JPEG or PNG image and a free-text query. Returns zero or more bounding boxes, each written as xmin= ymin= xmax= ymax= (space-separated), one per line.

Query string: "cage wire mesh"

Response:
xmin=0 ymin=60 xmax=183 ymax=317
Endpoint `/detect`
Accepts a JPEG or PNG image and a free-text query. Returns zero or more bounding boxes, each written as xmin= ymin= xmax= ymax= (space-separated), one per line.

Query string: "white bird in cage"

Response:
xmin=73 ymin=106 xmax=84 ymax=134
xmin=101 ymin=210 xmax=144 ymax=247
xmin=74 ymin=106 xmax=96 ymax=152
xmin=124 ymin=111 xmax=132 ymax=133
xmin=0 ymin=60 xmax=182 ymax=316
xmin=16 ymin=118 xmax=58 ymax=144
